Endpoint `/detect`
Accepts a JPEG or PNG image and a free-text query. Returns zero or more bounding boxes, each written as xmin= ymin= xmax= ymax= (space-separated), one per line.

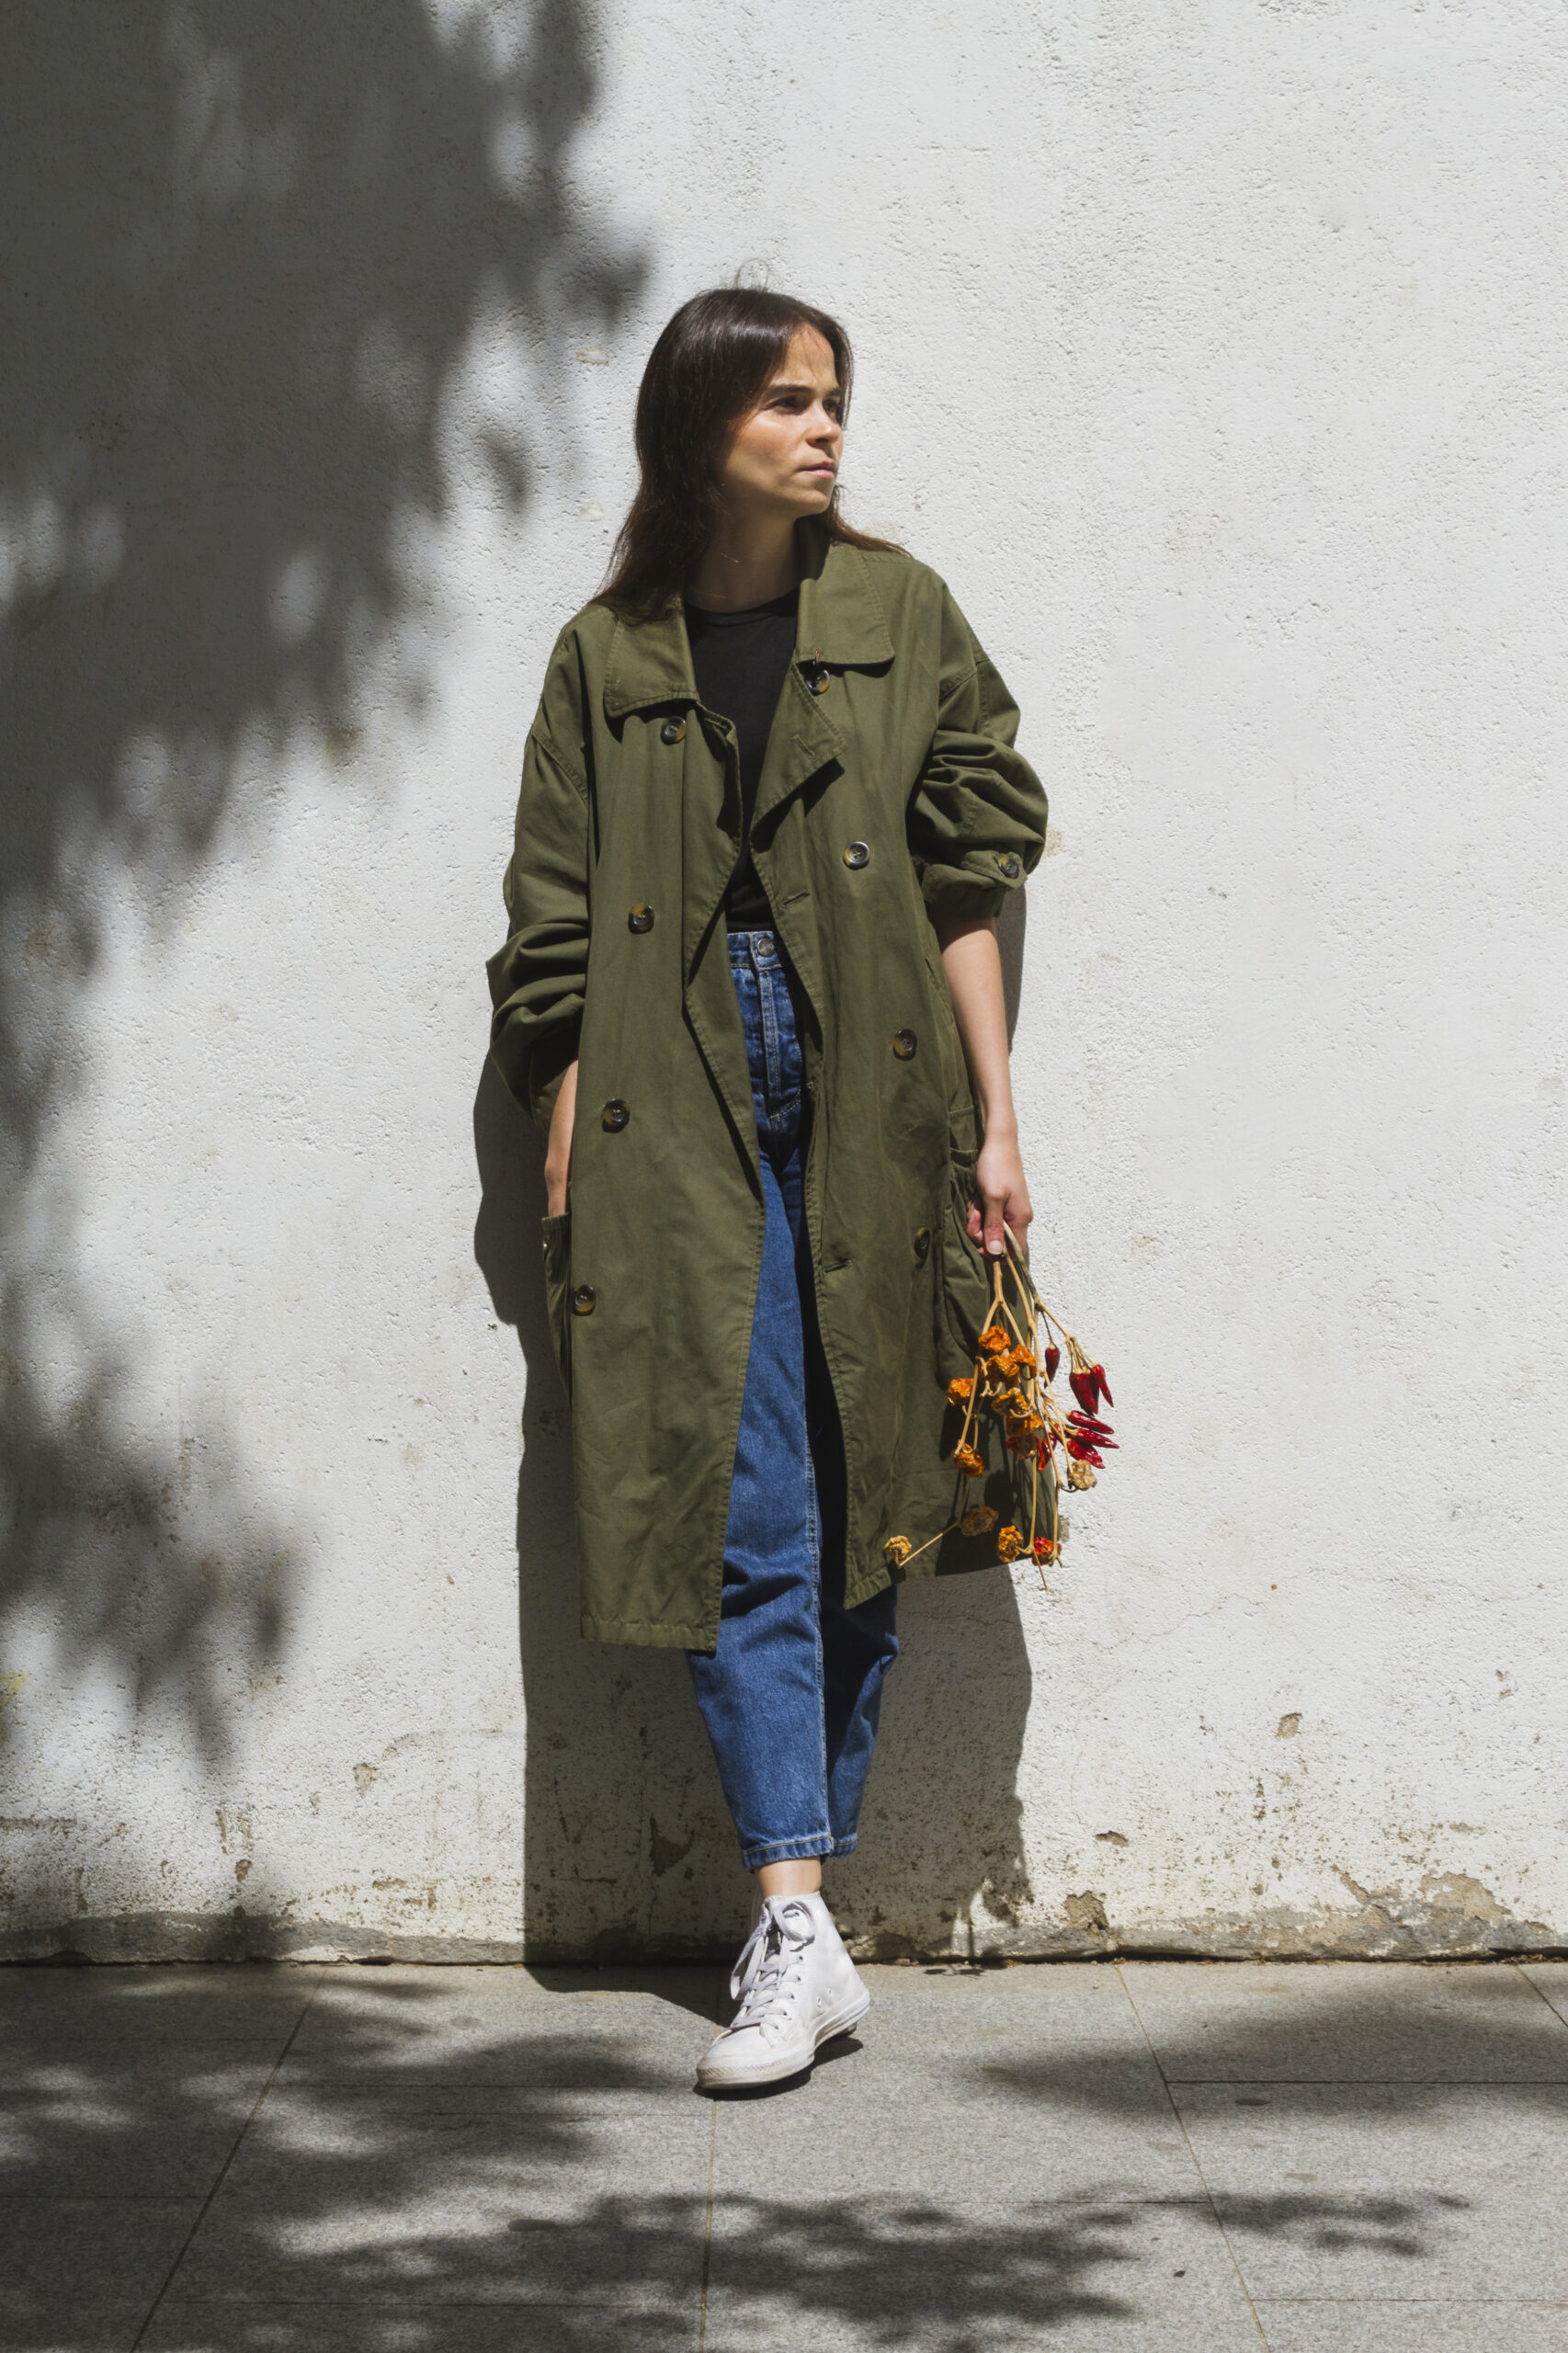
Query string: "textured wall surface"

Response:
xmin=4 ymin=0 xmax=1565 ymax=1963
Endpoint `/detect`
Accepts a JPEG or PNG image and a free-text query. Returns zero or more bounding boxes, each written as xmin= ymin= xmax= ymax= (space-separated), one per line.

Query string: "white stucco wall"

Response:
xmin=4 ymin=0 xmax=1565 ymax=1962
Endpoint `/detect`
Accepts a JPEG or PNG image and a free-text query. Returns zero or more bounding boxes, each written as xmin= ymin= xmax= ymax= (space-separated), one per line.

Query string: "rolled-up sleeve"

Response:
xmin=486 ymin=654 xmax=591 ymax=1128
xmin=905 ymin=585 xmax=1048 ymax=923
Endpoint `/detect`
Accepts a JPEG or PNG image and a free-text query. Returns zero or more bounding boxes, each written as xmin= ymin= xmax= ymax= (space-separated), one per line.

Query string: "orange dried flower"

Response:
xmin=953 ymin=1442 xmax=984 ymax=1478
xmin=883 ymin=1535 xmax=912 ymax=1568
xmin=977 ymin=1325 xmax=1011 ymax=1357
xmin=1032 ymin=1536 xmax=1058 ymax=1564
xmin=947 ymin=1376 xmax=974 ymax=1406
xmin=960 ymin=1504 xmax=999 ymax=1536
xmin=996 ymin=1524 xmax=1025 ymax=1563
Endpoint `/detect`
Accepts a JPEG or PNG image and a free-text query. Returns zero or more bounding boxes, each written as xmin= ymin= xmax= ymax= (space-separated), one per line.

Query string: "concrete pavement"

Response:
xmin=5 ymin=1956 xmax=1568 ymax=2348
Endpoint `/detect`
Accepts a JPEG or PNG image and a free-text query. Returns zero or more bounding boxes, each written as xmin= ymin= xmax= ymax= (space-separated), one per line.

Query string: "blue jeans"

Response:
xmin=686 ymin=931 xmax=900 ymax=1870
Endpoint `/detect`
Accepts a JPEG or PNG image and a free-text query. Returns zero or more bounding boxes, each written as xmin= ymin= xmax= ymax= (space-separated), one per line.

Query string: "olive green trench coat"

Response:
xmin=487 ymin=526 xmax=1049 ymax=1648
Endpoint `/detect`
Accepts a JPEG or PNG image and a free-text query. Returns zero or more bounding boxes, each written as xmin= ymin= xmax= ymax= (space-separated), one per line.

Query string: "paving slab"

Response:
xmin=711 ymin=1963 xmax=1198 ymax=2202
xmin=172 ymin=1979 xmax=716 ymax=2315
xmin=0 ymin=2196 xmax=197 ymax=2352
xmin=1176 ymin=2079 xmax=1568 ymax=2302
xmin=279 ymin=1963 xmax=721 ymax=2086
xmin=0 ymin=1964 xmax=319 ymax=2048
xmin=0 ymin=2307 xmax=146 ymax=2353
xmin=0 ymin=2046 xmax=282 ymax=2196
xmin=143 ymin=2303 xmax=699 ymax=2352
xmin=1519 ymin=1961 xmax=1568 ymax=2030
xmin=1256 ymin=2304 xmax=1568 ymax=2352
xmin=170 ymin=2178 xmax=711 ymax=2309
xmin=1119 ymin=1960 xmax=1568 ymax=2083
xmin=701 ymin=2193 xmax=1261 ymax=2351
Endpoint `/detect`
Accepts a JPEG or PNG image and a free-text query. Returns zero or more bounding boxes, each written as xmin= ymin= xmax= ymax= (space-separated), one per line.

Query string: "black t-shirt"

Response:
xmin=684 ymin=588 xmax=799 ymax=930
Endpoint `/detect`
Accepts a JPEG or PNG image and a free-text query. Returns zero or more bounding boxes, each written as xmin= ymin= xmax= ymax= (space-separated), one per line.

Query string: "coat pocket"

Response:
xmin=934 ymin=1155 xmax=994 ymax=1381
xmin=540 ymin=1211 xmax=573 ymax=1398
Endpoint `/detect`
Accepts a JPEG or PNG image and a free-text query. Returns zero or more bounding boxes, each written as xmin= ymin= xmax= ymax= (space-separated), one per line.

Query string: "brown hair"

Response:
xmin=598 ymin=286 xmax=902 ymax=611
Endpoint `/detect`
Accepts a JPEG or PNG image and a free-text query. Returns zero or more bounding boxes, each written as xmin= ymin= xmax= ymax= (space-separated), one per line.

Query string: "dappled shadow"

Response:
xmin=970 ymin=1962 xmax=1568 ymax=2118
xmin=0 ymin=1960 xmax=1520 ymax=2349
xmin=0 ymin=0 xmax=642 ymax=1878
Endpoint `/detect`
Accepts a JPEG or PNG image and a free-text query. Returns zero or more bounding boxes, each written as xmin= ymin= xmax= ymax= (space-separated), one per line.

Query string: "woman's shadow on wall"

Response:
xmin=471 ymin=888 xmax=1035 ymax=1961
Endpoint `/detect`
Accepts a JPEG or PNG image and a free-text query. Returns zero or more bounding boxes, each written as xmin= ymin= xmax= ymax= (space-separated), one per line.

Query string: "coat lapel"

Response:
xmin=594 ymin=533 xmax=900 ymax=1175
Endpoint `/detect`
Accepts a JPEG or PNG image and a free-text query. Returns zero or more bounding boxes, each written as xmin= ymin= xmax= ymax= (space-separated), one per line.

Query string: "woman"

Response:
xmin=488 ymin=287 xmax=1047 ymax=2090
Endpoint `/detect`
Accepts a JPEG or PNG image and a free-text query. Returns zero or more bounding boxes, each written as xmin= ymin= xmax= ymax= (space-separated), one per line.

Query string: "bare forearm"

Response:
xmin=936 ymin=909 xmax=1031 ymax=1255
xmin=937 ymin=912 xmax=1017 ymax=1140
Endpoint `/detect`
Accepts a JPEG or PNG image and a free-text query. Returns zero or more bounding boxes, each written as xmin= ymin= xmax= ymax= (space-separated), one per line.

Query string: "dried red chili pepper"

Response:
xmin=1064 ymin=1439 xmax=1105 ymax=1468
xmin=1043 ymin=1346 xmax=1061 ymax=1383
xmin=1069 ymin=1369 xmax=1099 ymax=1415
xmin=1091 ymin=1363 xmax=1114 ymax=1408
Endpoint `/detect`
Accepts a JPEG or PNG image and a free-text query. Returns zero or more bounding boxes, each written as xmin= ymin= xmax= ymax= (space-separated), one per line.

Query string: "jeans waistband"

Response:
xmin=728 ymin=928 xmax=779 ymax=968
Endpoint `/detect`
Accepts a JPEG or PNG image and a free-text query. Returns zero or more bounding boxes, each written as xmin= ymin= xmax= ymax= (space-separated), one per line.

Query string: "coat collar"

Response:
xmin=600 ymin=522 xmax=895 ymax=720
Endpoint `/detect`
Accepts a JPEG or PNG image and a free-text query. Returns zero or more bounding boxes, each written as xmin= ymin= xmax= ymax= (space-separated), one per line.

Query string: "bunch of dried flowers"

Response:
xmin=882 ymin=1236 xmax=1115 ymax=1592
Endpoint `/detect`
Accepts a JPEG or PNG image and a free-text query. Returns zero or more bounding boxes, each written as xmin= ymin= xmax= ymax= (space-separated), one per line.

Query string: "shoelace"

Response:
xmin=728 ymin=1897 xmax=816 ymax=2034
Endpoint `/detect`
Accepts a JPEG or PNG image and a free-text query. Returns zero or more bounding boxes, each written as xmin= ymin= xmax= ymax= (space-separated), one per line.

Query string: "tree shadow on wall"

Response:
xmin=0 ymin=0 xmax=642 ymax=1854
xmin=472 ymin=887 xmax=1037 ymax=1962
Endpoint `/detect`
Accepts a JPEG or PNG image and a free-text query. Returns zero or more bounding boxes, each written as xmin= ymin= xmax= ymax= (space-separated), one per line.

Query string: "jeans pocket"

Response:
xmin=540 ymin=1211 xmax=573 ymax=1398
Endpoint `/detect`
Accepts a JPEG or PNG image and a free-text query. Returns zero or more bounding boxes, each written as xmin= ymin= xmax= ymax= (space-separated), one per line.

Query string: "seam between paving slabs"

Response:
xmin=129 ymin=1967 xmax=325 ymax=2352
xmin=1512 ymin=1955 xmax=1568 ymax=2036
xmin=1114 ymin=1960 xmax=1275 ymax=2352
xmin=695 ymin=1970 xmax=722 ymax=2353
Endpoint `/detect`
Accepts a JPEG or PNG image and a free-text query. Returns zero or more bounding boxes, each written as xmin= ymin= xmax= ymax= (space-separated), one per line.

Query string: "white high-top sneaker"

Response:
xmin=697 ymin=1891 xmax=870 ymax=2091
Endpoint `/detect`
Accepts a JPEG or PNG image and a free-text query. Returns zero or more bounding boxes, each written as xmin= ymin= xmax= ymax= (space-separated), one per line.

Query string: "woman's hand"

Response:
xmin=969 ymin=1125 xmax=1033 ymax=1258
xmin=544 ymin=1060 xmax=578 ymax=1217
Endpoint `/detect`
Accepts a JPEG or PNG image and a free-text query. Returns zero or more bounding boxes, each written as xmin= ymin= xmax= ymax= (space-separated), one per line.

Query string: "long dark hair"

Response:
xmin=599 ymin=286 xmax=902 ymax=611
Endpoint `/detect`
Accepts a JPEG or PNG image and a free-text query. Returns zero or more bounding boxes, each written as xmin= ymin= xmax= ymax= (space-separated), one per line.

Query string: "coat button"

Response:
xmin=914 ymin=1227 xmax=931 ymax=1263
xmin=601 ymin=1099 xmax=630 ymax=1132
xmin=801 ymin=662 xmax=831 ymax=695
xmin=893 ymin=1029 xmax=917 ymax=1059
xmin=571 ymin=1283 xmax=597 ymax=1314
xmin=629 ymin=903 xmax=654 ymax=933
xmin=995 ymin=851 xmax=1022 ymax=879
xmin=843 ymin=840 xmax=870 ymax=870
xmin=660 ymin=718 xmax=686 ymax=745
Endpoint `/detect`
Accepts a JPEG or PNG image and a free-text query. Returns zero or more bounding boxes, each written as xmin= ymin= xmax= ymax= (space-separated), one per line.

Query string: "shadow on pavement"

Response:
xmin=6 ymin=1961 xmax=1552 ymax=2348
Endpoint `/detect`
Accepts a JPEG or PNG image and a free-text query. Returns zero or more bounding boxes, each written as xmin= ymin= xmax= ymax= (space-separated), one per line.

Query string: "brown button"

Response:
xmin=995 ymin=851 xmax=1021 ymax=879
xmin=628 ymin=903 xmax=654 ymax=933
xmin=893 ymin=1029 xmax=917 ymax=1060
xmin=914 ymin=1227 xmax=932 ymax=1263
xmin=601 ymin=1099 xmax=630 ymax=1132
xmin=843 ymin=840 xmax=870 ymax=870
xmin=571 ymin=1283 xmax=597 ymax=1315
xmin=660 ymin=718 xmax=686 ymax=745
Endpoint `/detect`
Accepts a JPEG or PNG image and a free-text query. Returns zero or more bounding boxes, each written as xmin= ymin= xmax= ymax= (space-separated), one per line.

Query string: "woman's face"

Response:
xmin=715 ymin=326 xmax=843 ymax=523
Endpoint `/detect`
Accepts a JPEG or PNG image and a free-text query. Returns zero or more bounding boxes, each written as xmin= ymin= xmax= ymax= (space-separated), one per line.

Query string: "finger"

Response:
xmin=982 ymin=1188 xmax=1008 ymax=1256
xmin=966 ymin=1198 xmax=983 ymax=1243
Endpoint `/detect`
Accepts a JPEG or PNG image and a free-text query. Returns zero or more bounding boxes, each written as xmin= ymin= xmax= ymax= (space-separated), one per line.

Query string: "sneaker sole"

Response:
xmin=696 ymin=1987 xmax=872 ymax=2092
